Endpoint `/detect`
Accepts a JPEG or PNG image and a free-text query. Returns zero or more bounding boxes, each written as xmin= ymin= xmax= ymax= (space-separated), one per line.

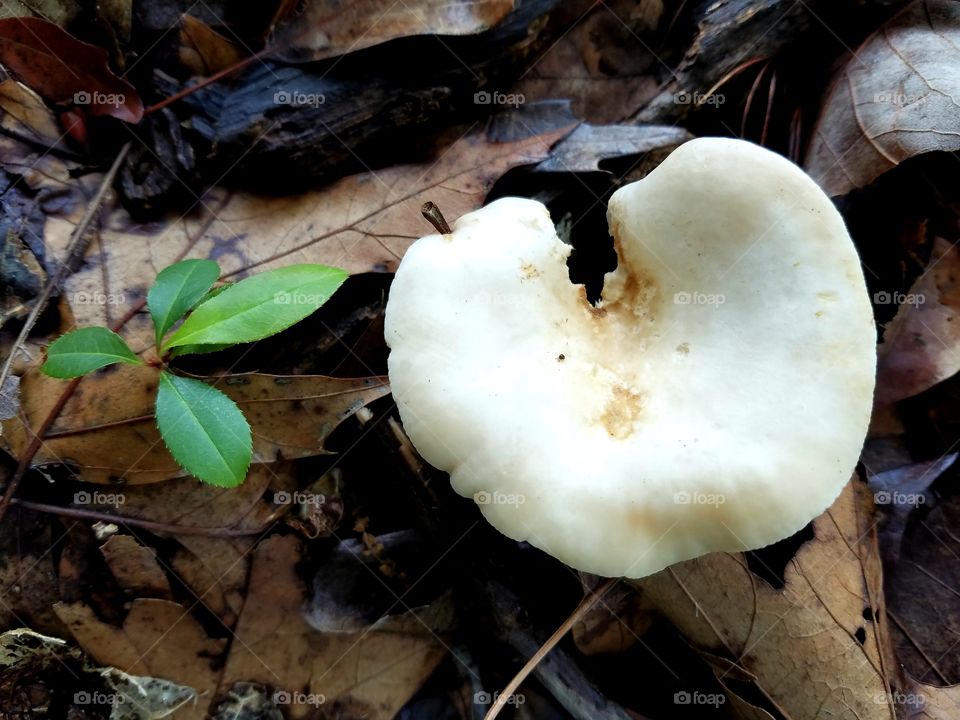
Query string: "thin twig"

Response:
xmin=484 ymin=577 xmax=618 ymax=720
xmin=11 ymin=497 xmax=268 ymax=537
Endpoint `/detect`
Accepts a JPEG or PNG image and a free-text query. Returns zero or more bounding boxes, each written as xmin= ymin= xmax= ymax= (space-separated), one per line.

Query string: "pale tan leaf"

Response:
xmin=272 ymin=0 xmax=515 ymax=63
xmin=806 ymin=0 xmax=960 ymax=197
xmin=876 ymin=237 xmax=960 ymax=404
xmin=633 ymin=481 xmax=899 ymax=719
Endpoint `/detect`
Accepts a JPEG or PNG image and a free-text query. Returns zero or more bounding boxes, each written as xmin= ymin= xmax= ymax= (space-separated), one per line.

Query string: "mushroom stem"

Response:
xmin=483 ymin=577 xmax=618 ymax=720
xmin=421 ymin=201 xmax=452 ymax=234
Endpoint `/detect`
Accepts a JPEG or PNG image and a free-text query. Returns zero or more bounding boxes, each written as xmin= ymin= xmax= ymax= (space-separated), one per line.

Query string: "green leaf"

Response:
xmin=163 ymin=264 xmax=347 ymax=350
xmin=155 ymin=371 xmax=251 ymax=487
xmin=147 ymin=259 xmax=220 ymax=346
xmin=42 ymin=327 xmax=142 ymax=378
xmin=168 ymin=342 xmax=236 ymax=359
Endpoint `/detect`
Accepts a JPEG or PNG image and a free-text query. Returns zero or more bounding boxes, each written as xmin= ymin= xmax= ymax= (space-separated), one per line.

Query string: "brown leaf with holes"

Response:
xmin=0 ymin=16 xmax=142 ymax=122
xmin=806 ymin=0 xmax=960 ymax=197
xmin=876 ymin=237 xmax=960 ymax=404
xmin=632 ymin=481 xmax=902 ymax=718
xmin=0 ymin=364 xmax=389 ymax=484
xmin=272 ymin=0 xmax=515 ymax=63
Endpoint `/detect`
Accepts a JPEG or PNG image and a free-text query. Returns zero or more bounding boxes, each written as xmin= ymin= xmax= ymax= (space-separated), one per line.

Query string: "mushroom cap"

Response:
xmin=384 ymin=137 xmax=876 ymax=579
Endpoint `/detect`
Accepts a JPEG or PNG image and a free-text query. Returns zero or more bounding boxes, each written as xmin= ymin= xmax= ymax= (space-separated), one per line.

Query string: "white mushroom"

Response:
xmin=384 ymin=137 xmax=876 ymax=579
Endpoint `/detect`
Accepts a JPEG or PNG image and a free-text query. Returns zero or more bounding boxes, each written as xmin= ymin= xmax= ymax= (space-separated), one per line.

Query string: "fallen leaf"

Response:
xmin=55 ymin=599 xmax=222 ymax=720
xmin=0 ymin=1 xmax=79 ymax=26
xmin=0 ymin=16 xmax=143 ymax=122
xmin=272 ymin=0 xmax=516 ymax=63
xmin=100 ymin=535 xmax=173 ymax=600
xmin=36 ymin=123 xmax=570 ymax=352
xmin=219 ymin=535 xmax=449 ymax=719
xmin=509 ymin=0 xmax=661 ymax=124
xmin=535 ymin=124 xmax=692 ymax=173
xmin=876 ymin=237 xmax=960 ymax=404
xmin=633 ymin=481 xmax=902 ymax=718
xmin=179 ymin=15 xmax=243 ymax=76
xmin=0 ymin=364 xmax=390 ymax=483
xmin=56 ymin=534 xmax=450 ymax=718
xmin=806 ymin=0 xmax=960 ymax=197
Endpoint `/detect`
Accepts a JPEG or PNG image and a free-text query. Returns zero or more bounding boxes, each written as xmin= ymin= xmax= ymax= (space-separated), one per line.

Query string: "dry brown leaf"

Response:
xmin=171 ymin=536 xmax=253 ymax=627
xmin=57 ymin=535 xmax=449 ymax=718
xmin=219 ymin=535 xmax=449 ymax=719
xmin=100 ymin=535 xmax=173 ymax=600
xmin=0 ymin=364 xmax=389 ymax=484
xmin=272 ymin=0 xmax=515 ymax=63
xmin=179 ymin=15 xmax=243 ymax=76
xmin=806 ymin=0 xmax=960 ymax=197
xmin=116 ymin=464 xmax=275 ymax=530
xmin=510 ymin=1 xmax=660 ymax=124
xmin=876 ymin=237 xmax=960 ymax=404
xmin=38 ymin=124 xmax=571 ymax=351
xmin=633 ymin=481 xmax=901 ymax=719
xmin=55 ymin=598 xmax=224 ymax=720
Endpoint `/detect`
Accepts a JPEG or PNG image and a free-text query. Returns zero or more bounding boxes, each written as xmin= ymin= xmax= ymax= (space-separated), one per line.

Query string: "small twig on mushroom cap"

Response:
xmin=421 ymin=201 xmax=452 ymax=234
xmin=483 ymin=577 xmax=618 ymax=720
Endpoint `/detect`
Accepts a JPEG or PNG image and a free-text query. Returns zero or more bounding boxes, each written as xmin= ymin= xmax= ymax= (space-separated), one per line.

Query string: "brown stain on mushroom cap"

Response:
xmin=599 ymin=385 xmax=644 ymax=439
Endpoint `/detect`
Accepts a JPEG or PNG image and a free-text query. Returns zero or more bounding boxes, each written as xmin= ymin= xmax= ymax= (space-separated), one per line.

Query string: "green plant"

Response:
xmin=41 ymin=260 xmax=347 ymax=487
